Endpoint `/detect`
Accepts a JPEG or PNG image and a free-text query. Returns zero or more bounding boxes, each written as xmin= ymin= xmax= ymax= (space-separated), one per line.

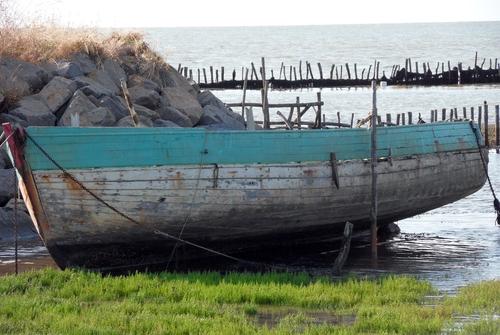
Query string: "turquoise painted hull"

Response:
xmin=25 ymin=122 xmax=483 ymax=171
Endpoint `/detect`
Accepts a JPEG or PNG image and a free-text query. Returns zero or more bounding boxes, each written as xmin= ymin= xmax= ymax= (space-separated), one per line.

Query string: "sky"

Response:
xmin=10 ymin=0 xmax=500 ymax=27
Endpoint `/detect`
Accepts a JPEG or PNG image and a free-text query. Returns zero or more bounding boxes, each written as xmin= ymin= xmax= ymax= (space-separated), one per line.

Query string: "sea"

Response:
xmin=1 ymin=22 xmax=499 ymax=290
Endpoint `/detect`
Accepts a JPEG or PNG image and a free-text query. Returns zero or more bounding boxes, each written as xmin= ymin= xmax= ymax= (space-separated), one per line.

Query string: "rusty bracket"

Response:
xmin=330 ymin=152 xmax=339 ymax=189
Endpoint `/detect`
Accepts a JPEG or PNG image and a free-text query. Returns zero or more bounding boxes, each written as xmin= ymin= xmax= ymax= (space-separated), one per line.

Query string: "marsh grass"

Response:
xmin=0 ymin=269 xmax=497 ymax=334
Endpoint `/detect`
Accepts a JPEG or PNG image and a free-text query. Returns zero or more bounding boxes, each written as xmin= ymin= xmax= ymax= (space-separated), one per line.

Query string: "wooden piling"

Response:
xmin=408 ymin=112 xmax=412 ymax=125
xmin=299 ymin=61 xmax=303 ymax=80
xmin=495 ymin=105 xmax=499 ymax=153
xmin=261 ymin=57 xmax=270 ymax=129
xmin=345 ymin=63 xmax=351 ymax=80
xmin=484 ymin=101 xmax=489 ymax=147
xmin=241 ymin=68 xmax=249 ymax=117
xmin=396 ymin=114 xmax=401 ymax=125
xmin=463 ymin=107 xmax=467 ymax=119
xmin=386 ymin=113 xmax=392 ymax=125
xmin=350 ymin=113 xmax=354 ymax=128
xmin=370 ymin=80 xmax=378 ymax=261
xmin=215 ymin=69 xmax=219 ymax=83
xmin=454 ymin=108 xmax=458 ymax=120
xmin=318 ymin=63 xmax=323 ymax=79
xmin=296 ymin=97 xmax=302 ymax=130
xmin=471 ymin=107 xmax=474 ymax=121
xmin=442 ymin=108 xmax=446 ymax=121
xmin=430 ymin=110 xmax=435 ymax=123
xmin=337 ymin=112 xmax=341 ymax=128
xmin=478 ymin=106 xmax=482 ymax=131
xmin=315 ymin=92 xmax=322 ymax=128
xmin=402 ymin=113 xmax=406 ymax=125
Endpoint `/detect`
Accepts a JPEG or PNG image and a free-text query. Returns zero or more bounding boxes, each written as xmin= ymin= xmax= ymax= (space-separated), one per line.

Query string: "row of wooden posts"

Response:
xmin=179 ymin=53 xmax=500 ymax=89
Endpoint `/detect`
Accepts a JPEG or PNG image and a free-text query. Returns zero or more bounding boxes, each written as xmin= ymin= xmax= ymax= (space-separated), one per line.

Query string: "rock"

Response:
xmin=115 ymin=115 xmax=154 ymax=127
xmin=161 ymin=87 xmax=203 ymax=124
xmin=4 ymin=198 xmax=28 ymax=214
xmin=38 ymin=76 xmax=78 ymax=113
xmin=0 ymin=207 xmax=38 ymax=241
xmin=197 ymin=104 xmax=246 ymax=130
xmin=71 ymin=53 xmax=97 ymax=75
xmin=59 ymin=93 xmax=115 ymax=127
xmin=156 ymin=105 xmax=193 ymax=127
xmin=128 ymin=86 xmax=161 ymax=110
xmin=74 ymin=76 xmax=115 ymax=98
xmin=0 ymin=168 xmax=16 ymax=201
xmin=10 ymin=95 xmax=56 ymax=126
xmin=153 ymin=119 xmax=181 ymax=128
xmin=0 ymin=58 xmax=49 ymax=92
xmin=197 ymin=90 xmax=224 ymax=108
xmin=88 ymin=69 xmax=120 ymax=95
xmin=0 ymin=63 xmax=32 ymax=98
xmin=134 ymin=105 xmax=160 ymax=120
xmin=128 ymin=75 xmax=160 ymax=92
xmin=159 ymin=65 xmax=199 ymax=96
xmin=0 ymin=113 xmax=29 ymax=128
xmin=102 ymin=59 xmax=127 ymax=88
xmin=56 ymin=61 xmax=84 ymax=79
xmin=98 ymin=95 xmax=129 ymax=120
xmin=58 ymin=90 xmax=96 ymax=126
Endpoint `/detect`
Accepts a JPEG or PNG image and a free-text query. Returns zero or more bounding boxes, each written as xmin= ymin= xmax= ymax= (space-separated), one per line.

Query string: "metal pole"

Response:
xmin=370 ymin=80 xmax=378 ymax=261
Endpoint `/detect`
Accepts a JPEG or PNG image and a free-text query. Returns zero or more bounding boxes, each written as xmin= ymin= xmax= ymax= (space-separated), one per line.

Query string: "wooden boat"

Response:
xmin=2 ymin=121 xmax=488 ymax=270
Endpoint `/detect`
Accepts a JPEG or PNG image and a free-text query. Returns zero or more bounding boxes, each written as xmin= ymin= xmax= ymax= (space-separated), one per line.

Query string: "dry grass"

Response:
xmin=0 ymin=0 xmax=165 ymax=65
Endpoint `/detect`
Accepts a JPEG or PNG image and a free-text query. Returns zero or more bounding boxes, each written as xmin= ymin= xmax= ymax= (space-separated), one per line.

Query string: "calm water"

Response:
xmin=143 ymin=22 xmax=500 ymax=124
xmin=1 ymin=23 xmax=499 ymax=289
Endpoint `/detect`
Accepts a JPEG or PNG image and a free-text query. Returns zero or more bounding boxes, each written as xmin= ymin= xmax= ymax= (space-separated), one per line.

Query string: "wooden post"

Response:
xmin=402 ymin=113 xmax=406 ymax=125
xmin=261 ymin=57 xmax=270 ymax=129
xmin=396 ymin=114 xmax=401 ymax=125
xmin=315 ymin=92 xmax=322 ymax=128
xmin=299 ymin=61 xmax=303 ymax=80
xmin=350 ymin=113 xmax=354 ymax=128
xmin=345 ymin=63 xmax=351 ymax=79
xmin=408 ymin=112 xmax=412 ymax=125
xmin=463 ymin=107 xmax=467 ymax=119
xmin=471 ymin=107 xmax=475 ymax=121
xmin=495 ymin=105 xmax=499 ymax=153
xmin=386 ymin=113 xmax=392 ymax=125
xmin=337 ymin=111 xmax=341 ymax=128
xmin=203 ymin=68 xmax=207 ymax=84
xmin=370 ymin=80 xmax=378 ymax=261
xmin=246 ymin=107 xmax=255 ymax=130
xmin=442 ymin=108 xmax=446 ymax=121
xmin=215 ymin=69 xmax=219 ymax=83
xmin=454 ymin=108 xmax=458 ymax=120
xmin=210 ymin=66 xmax=214 ymax=83
xmin=296 ymin=97 xmax=301 ymax=130
xmin=330 ymin=65 xmax=335 ymax=79
xmin=484 ymin=101 xmax=489 ymax=147
xmin=478 ymin=106 xmax=482 ymax=131
xmin=241 ymin=68 xmax=249 ymax=117
xmin=221 ymin=67 xmax=225 ymax=81
xmin=197 ymin=69 xmax=200 ymax=83
xmin=354 ymin=63 xmax=358 ymax=80
xmin=317 ymin=63 xmax=323 ymax=79
xmin=430 ymin=110 xmax=434 ymax=123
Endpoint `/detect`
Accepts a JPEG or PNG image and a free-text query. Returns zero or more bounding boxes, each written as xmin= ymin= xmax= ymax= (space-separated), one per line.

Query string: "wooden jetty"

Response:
xmin=179 ymin=53 xmax=500 ymax=90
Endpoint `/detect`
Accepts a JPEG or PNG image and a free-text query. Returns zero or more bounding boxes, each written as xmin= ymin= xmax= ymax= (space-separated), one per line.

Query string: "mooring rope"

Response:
xmin=24 ymin=131 xmax=292 ymax=271
xmin=469 ymin=121 xmax=500 ymax=226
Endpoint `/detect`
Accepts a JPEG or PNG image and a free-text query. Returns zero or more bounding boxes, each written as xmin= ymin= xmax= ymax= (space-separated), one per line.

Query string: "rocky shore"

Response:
xmin=0 ymin=39 xmax=246 ymax=241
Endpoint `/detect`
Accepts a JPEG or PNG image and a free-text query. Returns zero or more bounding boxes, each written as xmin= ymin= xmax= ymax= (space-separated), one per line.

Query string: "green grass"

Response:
xmin=0 ymin=269 xmax=498 ymax=334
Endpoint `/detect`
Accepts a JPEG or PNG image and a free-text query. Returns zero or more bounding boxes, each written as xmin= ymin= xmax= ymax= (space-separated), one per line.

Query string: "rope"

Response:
xmin=469 ymin=122 xmax=500 ymax=225
xmin=24 ymin=132 xmax=288 ymax=271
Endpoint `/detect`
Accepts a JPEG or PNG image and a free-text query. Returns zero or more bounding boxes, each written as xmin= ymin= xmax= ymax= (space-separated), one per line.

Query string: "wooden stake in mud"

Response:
xmin=261 ymin=57 xmax=270 ymax=129
xmin=370 ymin=80 xmax=378 ymax=261
xmin=241 ymin=68 xmax=249 ymax=117
xmin=496 ymin=105 xmax=499 ymax=154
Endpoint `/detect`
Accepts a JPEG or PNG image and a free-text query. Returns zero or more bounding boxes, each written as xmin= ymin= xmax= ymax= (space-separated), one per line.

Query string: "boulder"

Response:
xmin=156 ymin=105 xmax=193 ymax=127
xmin=0 ymin=64 xmax=32 ymax=98
xmin=153 ymin=119 xmax=181 ymax=128
xmin=158 ymin=65 xmax=199 ymax=96
xmin=128 ymin=75 xmax=160 ymax=93
xmin=38 ymin=76 xmax=78 ymax=113
xmin=74 ymin=76 xmax=115 ymax=98
xmin=134 ymin=104 xmax=160 ymax=120
xmin=98 ymin=95 xmax=129 ymax=120
xmin=115 ymin=115 xmax=154 ymax=127
xmin=88 ymin=69 xmax=120 ymax=95
xmin=4 ymin=198 xmax=29 ymax=214
xmin=55 ymin=61 xmax=84 ymax=79
xmin=0 ymin=207 xmax=38 ymax=241
xmin=10 ymin=95 xmax=56 ymax=126
xmin=58 ymin=90 xmax=96 ymax=126
xmin=0 ymin=113 xmax=29 ymax=128
xmin=197 ymin=104 xmax=246 ymax=130
xmin=0 ymin=168 xmax=16 ymax=202
xmin=0 ymin=58 xmax=49 ymax=92
xmin=128 ymin=86 xmax=161 ymax=110
xmin=102 ymin=59 xmax=127 ymax=88
xmin=70 ymin=53 xmax=97 ymax=75
xmin=161 ymin=87 xmax=203 ymax=124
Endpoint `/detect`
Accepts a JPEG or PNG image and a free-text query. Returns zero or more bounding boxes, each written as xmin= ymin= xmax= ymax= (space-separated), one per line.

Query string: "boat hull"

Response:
xmin=2 ymin=122 xmax=488 ymax=270
xmin=34 ymin=150 xmax=485 ymax=270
